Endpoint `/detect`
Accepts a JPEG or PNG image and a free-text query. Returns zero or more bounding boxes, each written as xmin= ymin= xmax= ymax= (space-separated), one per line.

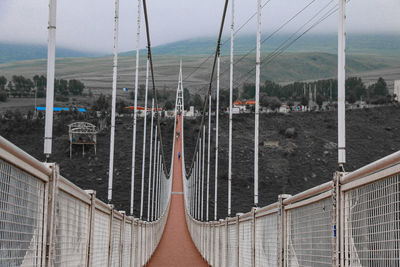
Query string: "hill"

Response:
xmin=121 ymin=34 xmax=400 ymax=57
xmin=0 ymin=42 xmax=101 ymax=64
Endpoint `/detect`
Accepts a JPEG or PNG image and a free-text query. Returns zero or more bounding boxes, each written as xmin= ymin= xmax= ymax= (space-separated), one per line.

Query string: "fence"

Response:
xmin=185 ymin=150 xmax=400 ymax=266
xmin=0 ymin=136 xmax=170 ymax=267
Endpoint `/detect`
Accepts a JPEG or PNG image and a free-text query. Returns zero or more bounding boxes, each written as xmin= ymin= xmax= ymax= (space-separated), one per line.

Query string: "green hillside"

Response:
xmin=0 ymin=43 xmax=101 ymax=64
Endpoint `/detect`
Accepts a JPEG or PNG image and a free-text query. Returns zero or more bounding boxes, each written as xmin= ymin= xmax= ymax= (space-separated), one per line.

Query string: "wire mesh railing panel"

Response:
xmin=286 ymin=197 xmax=333 ymax=267
xmin=0 ymin=159 xmax=45 ymax=267
xmin=110 ymin=217 xmax=121 ymax=267
xmin=227 ymin=223 xmax=238 ymax=267
xmin=92 ymin=209 xmax=110 ymax=266
xmin=255 ymin=212 xmax=279 ymax=267
xmin=54 ymin=190 xmax=90 ymax=267
xmin=214 ymin=225 xmax=220 ymax=267
xmin=239 ymin=220 xmax=253 ymax=266
xmin=122 ymin=222 xmax=132 ymax=267
xmin=344 ymin=174 xmax=400 ymax=266
xmin=132 ymin=223 xmax=137 ymax=266
xmin=220 ymin=224 xmax=226 ymax=267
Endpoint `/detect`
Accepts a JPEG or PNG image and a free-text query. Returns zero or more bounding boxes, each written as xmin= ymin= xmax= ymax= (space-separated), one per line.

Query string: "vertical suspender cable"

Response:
xmin=214 ymin=55 xmax=220 ymax=221
xmin=108 ymin=0 xmax=120 ymax=202
xmin=131 ymin=0 xmax=142 ymax=215
xmin=44 ymin=0 xmax=57 ymax=157
xmin=207 ymin=94 xmax=211 ymax=221
xmin=228 ymin=0 xmax=235 ymax=217
xmin=152 ymin=139 xmax=159 ymax=221
xmin=140 ymin=59 xmax=150 ymax=219
xmin=147 ymin=98 xmax=154 ymax=220
xmin=194 ymin=154 xmax=197 ymax=218
xmin=157 ymin=155 xmax=162 ymax=218
xmin=338 ymin=0 xmax=346 ymax=167
xmin=254 ymin=0 xmax=261 ymax=207
xmin=201 ymin=129 xmax=205 ymax=221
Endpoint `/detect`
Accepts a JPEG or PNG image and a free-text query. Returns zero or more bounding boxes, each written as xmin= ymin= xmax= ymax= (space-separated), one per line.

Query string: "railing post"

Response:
xmin=334 ymin=171 xmax=345 ymax=267
xmin=44 ymin=163 xmax=58 ymax=267
xmin=236 ymin=213 xmax=242 ymax=267
xmin=252 ymin=207 xmax=256 ymax=267
xmin=129 ymin=217 xmax=134 ymax=267
xmin=278 ymin=194 xmax=290 ymax=267
xmin=108 ymin=205 xmax=114 ymax=267
xmin=85 ymin=190 xmax=96 ymax=267
xmin=120 ymin=211 xmax=126 ymax=267
xmin=225 ymin=219 xmax=229 ymax=266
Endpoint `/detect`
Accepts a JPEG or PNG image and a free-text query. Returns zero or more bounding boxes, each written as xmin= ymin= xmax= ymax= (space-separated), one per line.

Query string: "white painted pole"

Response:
xmin=338 ymin=0 xmax=346 ymax=166
xmin=147 ymin=98 xmax=154 ymax=220
xmin=107 ymin=0 xmax=120 ymax=202
xmin=254 ymin=0 xmax=261 ymax=207
xmin=206 ymin=94 xmax=211 ymax=221
xmin=194 ymin=154 xmax=197 ymax=218
xmin=201 ymin=128 xmax=205 ymax=221
xmin=151 ymin=132 xmax=158 ymax=221
xmin=228 ymin=0 xmax=234 ymax=217
xmin=153 ymin=141 xmax=160 ymax=220
xmin=140 ymin=59 xmax=150 ymax=219
xmin=214 ymin=55 xmax=220 ymax=221
xmin=197 ymin=152 xmax=200 ymax=220
xmin=130 ymin=0 xmax=142 ymax=216
xmin=44 ymin=0 xmax=57 ymax=157
xmin=155 ymin=148 xmax=160 ymax=220
xmin=157 ymin=154 xmax=162 ymax=218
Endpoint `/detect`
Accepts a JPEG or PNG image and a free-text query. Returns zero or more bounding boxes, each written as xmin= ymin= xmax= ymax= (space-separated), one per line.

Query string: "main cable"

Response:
xmin=186 ymin=0 xmax=230 ymax=178
xmin=183 ymin=0 xmax=273 ymax=82
xmin=142 ymin=0 xmax=169 ymax=177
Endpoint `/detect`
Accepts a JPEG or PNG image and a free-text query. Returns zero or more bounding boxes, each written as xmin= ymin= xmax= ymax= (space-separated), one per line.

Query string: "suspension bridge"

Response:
xmin=1 ymin=0 xmax=400 ymax=266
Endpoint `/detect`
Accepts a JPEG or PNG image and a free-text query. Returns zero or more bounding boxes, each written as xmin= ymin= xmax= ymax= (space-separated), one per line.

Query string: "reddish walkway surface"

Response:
xmin=147 ymin=115 xmax=207 ymax=266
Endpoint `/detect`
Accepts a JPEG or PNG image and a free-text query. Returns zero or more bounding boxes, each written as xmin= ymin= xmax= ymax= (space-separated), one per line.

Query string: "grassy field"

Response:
xmin=1 ymin=51 xmax=399 ymax=96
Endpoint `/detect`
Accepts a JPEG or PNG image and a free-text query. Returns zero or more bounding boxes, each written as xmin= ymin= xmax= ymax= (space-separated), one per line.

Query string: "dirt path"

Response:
xmin=147 ymin=115 xmax=207 ymax=267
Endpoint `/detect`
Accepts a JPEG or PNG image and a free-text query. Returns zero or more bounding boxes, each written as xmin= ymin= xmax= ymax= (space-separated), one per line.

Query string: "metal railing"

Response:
xmin=184 ymin=150 xmax=400 ymax=266
xmin=0 ymin=135 xmax=171 ymax=266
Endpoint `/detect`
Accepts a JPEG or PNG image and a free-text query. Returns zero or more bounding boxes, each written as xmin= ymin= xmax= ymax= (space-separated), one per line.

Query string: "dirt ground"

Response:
xmin=2 ymin=105 xmax=400 ymax=219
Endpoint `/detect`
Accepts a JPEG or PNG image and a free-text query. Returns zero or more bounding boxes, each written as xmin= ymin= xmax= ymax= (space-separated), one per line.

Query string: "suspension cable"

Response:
xmin=186 ymin=0 xmax=230 ymax=178
xmin=183 ymin=0 xmax=273 ymax=83
xmin=234 ymin=1 xmax=338 ymax=86
xmin=142 ymin=0 xmax=170 ymax=177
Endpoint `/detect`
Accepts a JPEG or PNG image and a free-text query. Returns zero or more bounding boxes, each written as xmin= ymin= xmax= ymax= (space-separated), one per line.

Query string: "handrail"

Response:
xmin=341 ymin=150 xmax=400 ymax=185
xmin=283 ymin=181 xmax=333 ymax=205
xmin=0 ymin=135 xmax=52 ymax=177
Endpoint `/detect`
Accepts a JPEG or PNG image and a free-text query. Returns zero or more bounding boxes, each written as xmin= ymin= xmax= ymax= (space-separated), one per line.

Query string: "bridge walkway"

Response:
xmin=147 ymin=115 xmax=207 ymax=266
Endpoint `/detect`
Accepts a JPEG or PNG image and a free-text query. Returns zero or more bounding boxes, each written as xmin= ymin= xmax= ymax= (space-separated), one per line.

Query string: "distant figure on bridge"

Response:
xmin=176 ymin=131 xmax=180 ymax=139
xmin=178 ymin=152 xmax=181 ymax=159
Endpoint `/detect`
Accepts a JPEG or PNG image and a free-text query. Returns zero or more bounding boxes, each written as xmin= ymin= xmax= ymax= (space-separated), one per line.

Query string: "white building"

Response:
xmin=395 ymin=80 xmax=400 ymax=102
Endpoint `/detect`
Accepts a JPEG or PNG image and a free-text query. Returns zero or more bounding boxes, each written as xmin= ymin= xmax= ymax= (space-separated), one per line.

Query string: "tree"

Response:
xmin=183 ymin=88 xmax=191 ymax=107
xmin=346 ymin=77 xmax=366 ymax=100
xmin=164 ymin=100 xmax=174 ymax=110
xmin=191 ymin=94 xmax=203 ymax=111
xmin=316 ymin=94 xmax=325 ymax=108
xmin=0 ymin=90 xmax=7 ymax=102
xmin=242 ymin=83 xmax=255 ymax=99
xmin=261 ymin=95 xmax=281 ymax=111
xmin=372 ymin=77 xmax=388 ymax=96
xmin=68 ymin=79 xmax=85 ymax=95
xmin=0 ymin=76 xmax=7 ymax=90
xmin=300 ymin=96 xmax=308 ymax=107
xmin=55 ymin=79 xmax=69 ymax=96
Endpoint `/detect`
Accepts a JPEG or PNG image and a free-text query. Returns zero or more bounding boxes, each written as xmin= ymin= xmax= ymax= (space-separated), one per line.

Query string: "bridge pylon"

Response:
xmin=175 ymin=61 xmax=184 ymax=115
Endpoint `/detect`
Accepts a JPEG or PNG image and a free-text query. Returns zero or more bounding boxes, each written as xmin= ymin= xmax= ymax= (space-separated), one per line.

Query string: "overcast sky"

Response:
xmin=0 ymin=0 xmax=399 ymax=53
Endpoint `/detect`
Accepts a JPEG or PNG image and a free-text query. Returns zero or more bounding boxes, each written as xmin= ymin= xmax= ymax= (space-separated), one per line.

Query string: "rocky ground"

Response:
xmin=2 ymin=105 xmax=400 ymax=219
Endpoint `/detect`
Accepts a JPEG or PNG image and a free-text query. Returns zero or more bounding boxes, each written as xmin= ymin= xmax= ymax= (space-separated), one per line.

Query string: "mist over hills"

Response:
xmin=0 ymin=43 xmax=101 ymax=64
xmin=1 ymin=34 xmax=399 ymax=64
xmin=122 ymin=33 xmax=400 ymax=57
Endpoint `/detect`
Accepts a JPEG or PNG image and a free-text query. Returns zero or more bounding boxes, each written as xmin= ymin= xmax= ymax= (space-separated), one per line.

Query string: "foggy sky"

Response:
xmin=0 ymin=0 xmax=399 ymax=53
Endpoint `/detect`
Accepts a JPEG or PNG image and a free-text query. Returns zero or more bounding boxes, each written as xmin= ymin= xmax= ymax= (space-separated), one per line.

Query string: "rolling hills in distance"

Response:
xmin=0 ymin=34 xmax=399 ymax=91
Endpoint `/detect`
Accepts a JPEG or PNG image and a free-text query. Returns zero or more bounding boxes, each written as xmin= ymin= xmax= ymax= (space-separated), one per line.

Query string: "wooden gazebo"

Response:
xmin=68 ymin=122 xmax=97 ymax=158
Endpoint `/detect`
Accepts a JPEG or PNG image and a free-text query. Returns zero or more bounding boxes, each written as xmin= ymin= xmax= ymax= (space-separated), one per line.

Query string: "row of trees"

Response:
xmin=242 ymin=77 xmax=390 ymax=105
xmin=0 ymin=75 xmax=85 ymax=101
